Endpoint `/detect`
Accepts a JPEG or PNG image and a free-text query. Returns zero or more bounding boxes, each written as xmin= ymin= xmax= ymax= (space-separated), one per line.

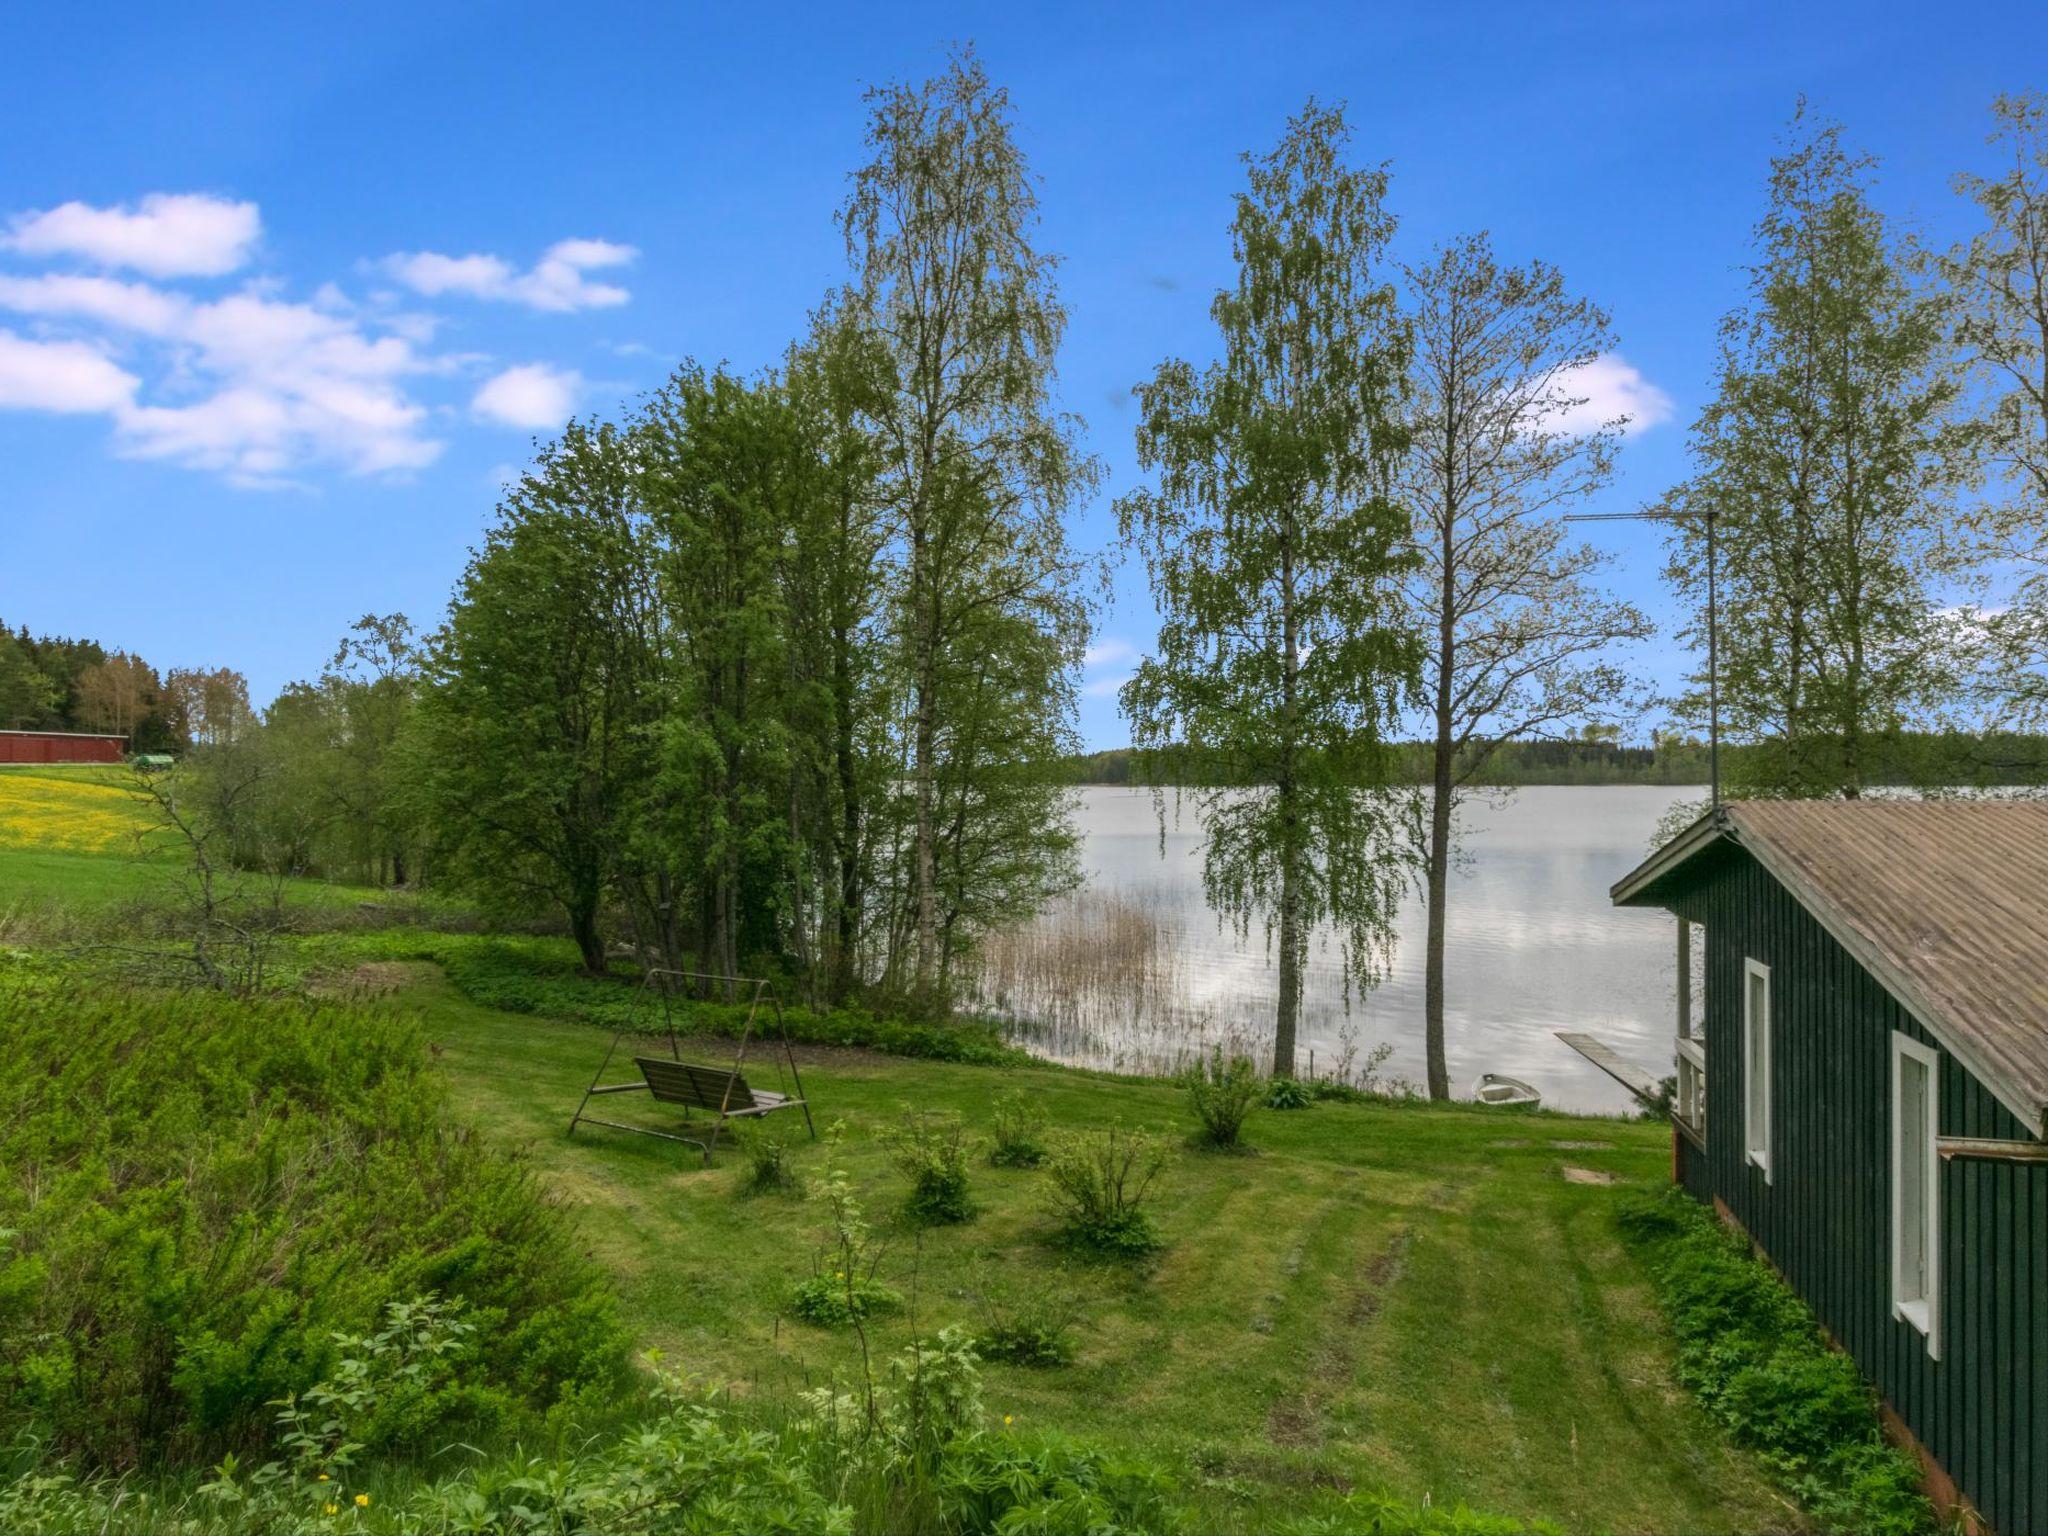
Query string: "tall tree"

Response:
xmin=841 ymin=47 xmax=1097 ymax=1008
xmin=637 ymin=364 xmax=803 ymax=983
xmin=1118 ymin=102 xmax=1419 ymax=1077
xmin=0 ymin=633 xmax=55 ymax=728
xmin=783 ymin=313 xmax=892 ymax=1002
xmin=1665 ymin=109 xmax=1965 ymax=798
xmin=1397 ymin=237 xmax=1653 ymax=1098
xmin=420 ymin=422 xmax=657 ymax=970
xmin=1945 ymin=92 xmax=2048 ymax=729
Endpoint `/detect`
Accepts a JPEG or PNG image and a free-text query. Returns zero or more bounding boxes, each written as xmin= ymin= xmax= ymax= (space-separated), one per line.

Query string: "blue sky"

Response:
xmin=2 ymin=1 xmax=2042 ymax=748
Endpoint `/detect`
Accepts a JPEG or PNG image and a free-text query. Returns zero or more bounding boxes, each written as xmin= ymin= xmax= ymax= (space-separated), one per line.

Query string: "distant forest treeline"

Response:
xmin=1063 ymin=733 xmax=2048 ymax=788
xmin=0 ymin=619 xmax=249 ymax=753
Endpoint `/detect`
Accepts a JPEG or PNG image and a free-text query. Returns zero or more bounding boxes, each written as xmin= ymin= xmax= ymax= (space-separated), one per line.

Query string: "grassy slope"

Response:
xmin=397 ymin=966 xmax=1795 ymax=1534
xmin=0 ymin=766 xmax=1797 ymax=1530
xmin=0 ymin=764 xmax=441 ymax=923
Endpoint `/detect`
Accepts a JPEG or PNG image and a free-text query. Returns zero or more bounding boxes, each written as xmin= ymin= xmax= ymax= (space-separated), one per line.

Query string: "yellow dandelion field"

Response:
xmin=0 ymin=768 xmax=154 ymax=853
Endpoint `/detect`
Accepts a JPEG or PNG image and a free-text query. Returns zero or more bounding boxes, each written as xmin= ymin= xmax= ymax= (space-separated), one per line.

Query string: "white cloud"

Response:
xmin=473 ymin=363 xmax=580 ymax=430
xmin=4 ymin=193 xmax=260 ymax=278
xmin=0 ymin=329 xmax=138 ymax=413
xmin=0 ymin=268 xmax=439 ymax=483
xmin=1535 ymin=353 xmax=1674 ymax=437
xmin=1082 ymin=637 xmax=1141 ymax=698
xmin=0 ymin=193 xmax=625 ymax=485
xmin=381 ymin=238 xmax=635 ymax=312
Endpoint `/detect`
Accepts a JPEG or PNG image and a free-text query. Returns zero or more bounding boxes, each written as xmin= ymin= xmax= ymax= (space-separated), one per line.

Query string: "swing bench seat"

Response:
xmin=565 ymin=969 xmax=817 ymax=1166
xmin=632 ymin=1057 xmax=799 ymax=1118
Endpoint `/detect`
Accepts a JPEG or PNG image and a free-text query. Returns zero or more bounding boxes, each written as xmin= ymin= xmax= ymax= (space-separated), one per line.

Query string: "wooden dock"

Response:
xmin=1555 ymin=1031 xmax=1663 ymax=1107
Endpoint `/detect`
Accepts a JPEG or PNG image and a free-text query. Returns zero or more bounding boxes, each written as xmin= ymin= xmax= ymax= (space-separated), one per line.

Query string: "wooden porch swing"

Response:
xmin=567 ymin=968 xmax=816 ymax=1165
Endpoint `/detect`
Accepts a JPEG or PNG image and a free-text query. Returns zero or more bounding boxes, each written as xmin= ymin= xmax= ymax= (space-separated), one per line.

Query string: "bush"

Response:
xmin=1264 ymin=1076 xmax=1314 ymax=1110
xmin=788 ymin=1271 xmax=903 ymax=1328
xmin=888 ymin=1110 xmax=978 ymax=1225
xmin=1182 ymin=1045 xmax=1260 ymax=1148
xmin=345 ymin=933 xmax=1031 ymax=1065
xmin=1042 ymin=1124 xmax=1170 ymax=1261
xmin=988 ymin=1089 xmax=1050 ymax=1167
xmin=0 ymin=979 xmax=630 ymax=1470
xmin=1616 ymin=1189 xmax=1931 ymax=1535
xmin=1283 ymin=1488 xmax=1563 ymax=1534
xmin=739 ymin=1129 xmax=805 ymax=1198
xmin=971 ymin=1269 xmax=1081 ymax=1368
xmin=938 ymin=1432 xmax=1181 ymax=1535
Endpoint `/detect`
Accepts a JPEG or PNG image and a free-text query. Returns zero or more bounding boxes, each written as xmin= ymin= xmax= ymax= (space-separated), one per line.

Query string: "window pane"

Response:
xmin=1899 ymin=1056 xmax=1929 ymax=1302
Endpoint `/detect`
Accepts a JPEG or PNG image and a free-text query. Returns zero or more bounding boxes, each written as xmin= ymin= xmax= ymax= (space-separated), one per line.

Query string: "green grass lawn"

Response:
xmin=385 ymin=962 xmax=1798 ymax=1534
xmin=0 ymin=761 xmax=1800 ymax=1532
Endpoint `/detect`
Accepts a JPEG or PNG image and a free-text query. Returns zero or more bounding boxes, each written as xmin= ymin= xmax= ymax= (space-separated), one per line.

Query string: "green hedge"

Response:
xmin=314 ymin=932 xmax=1031 ymax=1066
xmin=1617 ymin=1190 xmax=1931 ymax=1535
xmin=0 ymin=979 xmax=631 ymax=1470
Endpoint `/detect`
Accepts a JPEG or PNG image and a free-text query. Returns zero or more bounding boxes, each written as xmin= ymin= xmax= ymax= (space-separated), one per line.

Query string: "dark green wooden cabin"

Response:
xmin=1613 ymin=801 xmax=2048 ymax=1534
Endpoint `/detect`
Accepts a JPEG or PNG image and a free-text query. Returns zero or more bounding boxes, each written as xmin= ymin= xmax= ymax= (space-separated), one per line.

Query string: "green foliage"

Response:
xmin=988 ymin=1089 xmax=1050 ymax=1166
xmin=938 ymin=1433 xmax=1182 ymax=1535
xmin=740 ymin=1130 xmax=806 ymax=1198
xmin=1663 ymin=108 xmax=1968 ymax=799
xmin=1263 ymin=1075 xmax=1315 ymax=1110
xmin=313 ymin=932 xmax=1026 ymax=1065
xmin=1283 ymin=1488 xmax=1563 ymax=1534
xmin=1182 ymin=1045 xmax=1262 ymax=1147
xmin=887 ymin=1110 xmax=979 ymax=1225
xmin=1616 ymin=1190 xmax=1932 ymax=1535
xmin=842 ymin=46 xmax=1098 ymax=1005
xmin=1041 ymin=1125 xmax=1170 ymax=1261
xmin=789 ymin=1272 xmax=903 ymax=1328
xmin=970 ymin=1270 xmax=1080 ymax=1368
xmin=0 ymin=979 xmax=630 ymax=1469
xmin=1116 ymin=101 xmax=1419 ymax=1076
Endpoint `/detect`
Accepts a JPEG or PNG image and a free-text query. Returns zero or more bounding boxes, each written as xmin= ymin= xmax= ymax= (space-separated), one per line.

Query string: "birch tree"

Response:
xmin=1118 ymin=102 xmax=1418 ymax=1077
xmin=1665 ymin=109 xmax=1964 ymax=798
xmin=1946 ymin=92 xmax=2048 ymax=729
xmin=1397 ymin=236 xmax=1652 ymax=1100
xmin=842 ymin=48 xmax=1096 ymax=1008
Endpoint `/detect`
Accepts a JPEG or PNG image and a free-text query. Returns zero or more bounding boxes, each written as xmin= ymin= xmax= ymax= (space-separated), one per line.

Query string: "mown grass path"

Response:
xmin=398 ymin=965 xmax=1798 ymax=1533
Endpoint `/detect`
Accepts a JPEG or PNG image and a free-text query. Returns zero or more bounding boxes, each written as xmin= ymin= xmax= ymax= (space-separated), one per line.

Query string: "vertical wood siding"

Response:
xmin=1672 ymin=849 xmax=2045 ymax=1534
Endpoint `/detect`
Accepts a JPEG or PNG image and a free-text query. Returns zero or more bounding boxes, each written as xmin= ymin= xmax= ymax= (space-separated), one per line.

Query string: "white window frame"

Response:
xmin=1890 ymin=1031 xmax=1941 ymax=1358
xmin=1742 ymin=958 xmax=1772 ymax=1181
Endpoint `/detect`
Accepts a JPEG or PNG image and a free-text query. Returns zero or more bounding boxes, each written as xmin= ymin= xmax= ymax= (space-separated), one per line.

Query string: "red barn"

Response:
xmin=0 ymin=730 xmax=127 ymax=764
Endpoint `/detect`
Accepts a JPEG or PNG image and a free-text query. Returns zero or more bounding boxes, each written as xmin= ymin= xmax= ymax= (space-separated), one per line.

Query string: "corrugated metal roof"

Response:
xmin=1613 ymin=800 xmax=2048 ymax=1139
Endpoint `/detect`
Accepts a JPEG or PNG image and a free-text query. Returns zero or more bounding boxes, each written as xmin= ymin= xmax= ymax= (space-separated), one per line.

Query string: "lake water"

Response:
xmin=972 ymin=784 xmax=1703 ymax=1115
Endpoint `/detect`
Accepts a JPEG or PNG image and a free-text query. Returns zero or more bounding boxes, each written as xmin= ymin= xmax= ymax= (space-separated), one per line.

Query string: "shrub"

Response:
xmin=971 ymin=1270 xmax=1081 ymax=1368
xmin=360 ymin=933 xmax=1030 ymax=1065
xmin=789 ymin=1271 xmax=903 ymax=1327
xmin=1042 ymin=1124 xmax=1170 ymax=1261
xmin=1182 ymin=1044 xmax=1260 ymax=1148
xmin=938 ymin=1432 xmax=1181 ymax=1536
xmin=888 ymin=1109 xmax=978 ymax=1225
xmin=1264 ymin=1076 xmax=1314 ymax=1110
xmin=1284 ymin=1487 xmax=1564 ymax=1534
xmin=0 ymin=979 xmax=631 ymax=1470
xmin=739 ymin=1129 xmax=805 ymax=1198
xmin=989 ymin=1089 xmax=1050 ymax=1167
xmin=1616 ymin=1189 xmax=1931 ymax=1536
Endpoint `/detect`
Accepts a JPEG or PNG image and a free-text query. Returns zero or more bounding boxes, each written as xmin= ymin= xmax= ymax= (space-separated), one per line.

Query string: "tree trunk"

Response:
xmin=1424 ymin=744 xmax=1454 ymax=1101
xmin=1424 ymin=460 xmax=1458 ymax=1102
xmin=569 ymin=888 xmax=607 ymax=974
xmin=1273 ymin=531 xmax=1300 ymax=1078
xmin=832 ymin=619 xmax=863 ymax=1004
xmin=911 ymin=548 xmax=941 ymax=1008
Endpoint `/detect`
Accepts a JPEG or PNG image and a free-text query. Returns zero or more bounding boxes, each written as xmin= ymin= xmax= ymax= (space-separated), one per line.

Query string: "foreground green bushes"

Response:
xmin=1617 ymin=1190 xmax=1931 ymax=1536
xmin=2 ymin=1311 xmax=1552 ymax=1535
xmin=0 ymin=979 xmax=630 ymax=1469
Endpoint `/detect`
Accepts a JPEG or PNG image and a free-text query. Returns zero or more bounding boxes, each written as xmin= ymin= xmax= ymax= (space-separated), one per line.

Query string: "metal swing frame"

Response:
xmin=567 ymin=968 xmax=816 ymax=1165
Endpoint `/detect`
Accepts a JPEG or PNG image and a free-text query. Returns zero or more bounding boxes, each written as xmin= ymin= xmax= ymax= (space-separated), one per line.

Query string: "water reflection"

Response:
xmin=970 ymin=785 xmax=1701 ymax=1114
